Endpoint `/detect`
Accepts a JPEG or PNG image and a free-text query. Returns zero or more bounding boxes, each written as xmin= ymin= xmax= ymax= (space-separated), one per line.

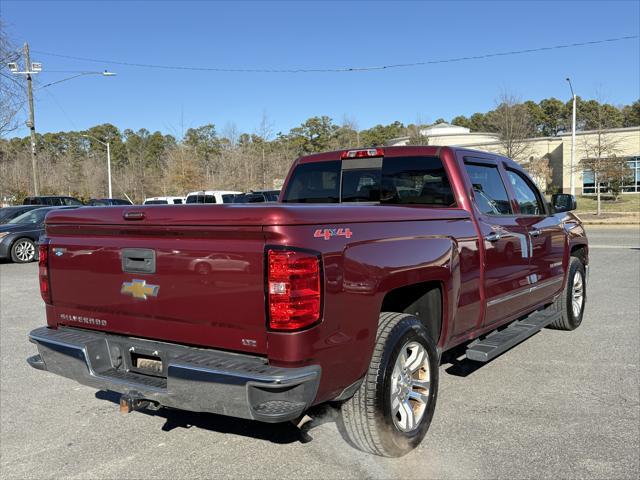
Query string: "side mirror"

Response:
xmin=551 ymin=193 xmax=577 ymax=213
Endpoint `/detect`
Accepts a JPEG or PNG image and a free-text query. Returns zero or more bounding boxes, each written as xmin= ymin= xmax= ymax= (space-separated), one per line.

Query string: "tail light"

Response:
xmin=267 ymin=249 xmax=322 ymax=331
xmin=38 ymin=240 xmax=51 ymax=304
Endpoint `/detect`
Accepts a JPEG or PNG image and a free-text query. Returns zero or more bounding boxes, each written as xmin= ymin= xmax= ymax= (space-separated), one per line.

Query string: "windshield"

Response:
xmin=0 ymin=208 xmax=29 ymax=223
xmin=8 ymin=208 xmax=50 ymax=224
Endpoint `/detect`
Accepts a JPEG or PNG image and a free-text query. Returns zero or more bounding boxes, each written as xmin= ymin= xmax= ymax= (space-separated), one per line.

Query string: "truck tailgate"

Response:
xmin=45 ymin=224 xmax=267 ymax=354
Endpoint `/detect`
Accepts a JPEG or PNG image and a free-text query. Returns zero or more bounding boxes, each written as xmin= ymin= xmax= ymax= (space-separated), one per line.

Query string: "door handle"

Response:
xmin=529 ymin=229 xmax=542 ymax=237
xmin=485 ymin=231 xmax=501 ymax=242
xmin=121 ymin=248 xmax=156 ymax=274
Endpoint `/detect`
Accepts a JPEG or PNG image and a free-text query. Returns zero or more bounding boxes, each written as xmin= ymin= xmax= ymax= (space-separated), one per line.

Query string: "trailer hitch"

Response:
xmin=119 ymin=392 xmax=159 ymax=414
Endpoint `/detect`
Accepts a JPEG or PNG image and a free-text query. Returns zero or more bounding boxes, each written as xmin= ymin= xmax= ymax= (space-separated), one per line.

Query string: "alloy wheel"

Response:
xmin=390 ymin=341 xmax=431 ymax=433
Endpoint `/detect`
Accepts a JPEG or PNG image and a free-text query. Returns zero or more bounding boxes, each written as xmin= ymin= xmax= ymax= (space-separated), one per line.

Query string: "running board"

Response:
xmin=466 ymin=307 xmax=560 ymax=362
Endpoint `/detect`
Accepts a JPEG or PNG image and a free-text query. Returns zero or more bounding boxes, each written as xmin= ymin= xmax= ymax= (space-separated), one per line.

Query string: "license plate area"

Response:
xmin=128 ymin=348 xmax=165 ymax=378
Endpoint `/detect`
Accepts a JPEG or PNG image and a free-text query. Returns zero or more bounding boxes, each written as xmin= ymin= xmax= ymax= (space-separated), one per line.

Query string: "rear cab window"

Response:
xmin=282 ymin=156 xmax=456 ymax=207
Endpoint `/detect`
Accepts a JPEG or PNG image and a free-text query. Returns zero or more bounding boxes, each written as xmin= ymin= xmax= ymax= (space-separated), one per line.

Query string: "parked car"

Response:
xmin=23 ymin=196 xmax=83 ymax=206
xmin=0 ymin=206 xmax=79 ymax=263
xmin=0 ymin=205 xmax=42 ymax=224
xmin=87 ymin=198 xmax=133 ymax=206
xmin=189 ymin=253 xmax=251 ymax=275
xmin=233 ymin=190 xmax=280 ymax=203
xmin=27 ymin=146 xmax=588 ymax=457
xmin=143 ymin=196 xmax=185 ymax=205
xmin=185 ymin=190 xmax=241 ymax=204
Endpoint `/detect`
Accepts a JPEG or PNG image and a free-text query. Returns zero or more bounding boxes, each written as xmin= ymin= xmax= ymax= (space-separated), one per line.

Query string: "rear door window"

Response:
xmin=464 ymin=162 xmax=512 ymax=215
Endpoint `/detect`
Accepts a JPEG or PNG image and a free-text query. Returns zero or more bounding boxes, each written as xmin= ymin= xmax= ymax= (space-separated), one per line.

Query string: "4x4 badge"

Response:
xmin=314 ymin=228 xmax=353 ymax=240
xmin=121 ymin=279 xmax=159 ymax=300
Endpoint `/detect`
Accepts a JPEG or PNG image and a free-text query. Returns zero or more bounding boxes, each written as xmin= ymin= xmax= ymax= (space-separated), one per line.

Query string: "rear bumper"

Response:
xmin=27 ymin=326 xmax=320 ymax=423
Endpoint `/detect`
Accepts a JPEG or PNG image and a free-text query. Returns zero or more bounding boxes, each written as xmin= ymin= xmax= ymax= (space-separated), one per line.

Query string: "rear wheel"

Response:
xmin=10 ymin=238 xmax=36 ymax=263
xmin=339 ymin=312 xmax=439 ymax=457
xmin=549 ymin=256 xmax=586 ymax=330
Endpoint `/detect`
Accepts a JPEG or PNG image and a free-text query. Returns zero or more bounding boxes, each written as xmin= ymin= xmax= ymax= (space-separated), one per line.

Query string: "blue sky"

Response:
xmin=2 ymin=0 xmax=639 ymax=138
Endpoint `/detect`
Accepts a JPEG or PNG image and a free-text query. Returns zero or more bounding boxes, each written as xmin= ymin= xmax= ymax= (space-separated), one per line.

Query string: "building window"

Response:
xmin=582 ymin=156 xmax=640 ymax=194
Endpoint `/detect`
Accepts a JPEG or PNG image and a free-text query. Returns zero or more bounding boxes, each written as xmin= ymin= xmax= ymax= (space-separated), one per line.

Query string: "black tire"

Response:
xmin=338 ymin=312 xmax=439 ymax=457
xmin=548 ymin=256 xmax=586 ymax=330
xmin=10 ymin=238 xmax=36 ymax=263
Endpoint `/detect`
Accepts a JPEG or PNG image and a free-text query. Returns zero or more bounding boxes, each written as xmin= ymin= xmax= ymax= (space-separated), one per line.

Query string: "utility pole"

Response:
xmin=8 ymin=48 xmax=115 ymax=198
xmin=106 ymin=142 xmax=112 ymax=198
xmin=24 ymin=42 xmax=39 ymax=195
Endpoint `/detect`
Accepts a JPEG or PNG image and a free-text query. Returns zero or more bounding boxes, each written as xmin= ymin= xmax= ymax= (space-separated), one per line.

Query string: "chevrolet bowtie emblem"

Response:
xmin=121 ymin=279 xmax=159 ymax=300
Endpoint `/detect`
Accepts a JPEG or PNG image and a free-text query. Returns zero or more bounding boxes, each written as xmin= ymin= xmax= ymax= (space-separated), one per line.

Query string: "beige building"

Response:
xmin=388 ymin=123 xmax=640 ymax=195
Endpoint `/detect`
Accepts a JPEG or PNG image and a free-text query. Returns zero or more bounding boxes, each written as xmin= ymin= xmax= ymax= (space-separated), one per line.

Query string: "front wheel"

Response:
xmin=11 ymin=238 xmax=36 ymax=263
xmin=339 ymin=312 xmax=439 ymax=457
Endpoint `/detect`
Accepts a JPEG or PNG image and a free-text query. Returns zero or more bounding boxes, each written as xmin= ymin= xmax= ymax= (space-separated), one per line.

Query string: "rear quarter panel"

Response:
xmin=264 ymin=211 xmax=481 ymax=404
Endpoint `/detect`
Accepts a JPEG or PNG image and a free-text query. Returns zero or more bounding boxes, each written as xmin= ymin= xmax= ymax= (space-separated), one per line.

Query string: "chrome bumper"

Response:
xmin=27 ymin=327 xmax=320 ymax=423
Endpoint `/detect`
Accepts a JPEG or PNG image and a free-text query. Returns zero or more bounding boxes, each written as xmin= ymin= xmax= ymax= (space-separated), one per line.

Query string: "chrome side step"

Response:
xmin=466 ymin=307 xmax=560 ymax=362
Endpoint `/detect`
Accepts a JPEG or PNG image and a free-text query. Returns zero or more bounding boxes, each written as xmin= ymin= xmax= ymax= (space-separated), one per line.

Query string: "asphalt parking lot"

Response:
xmin=1 ymin=227 xmax=638 ymax=479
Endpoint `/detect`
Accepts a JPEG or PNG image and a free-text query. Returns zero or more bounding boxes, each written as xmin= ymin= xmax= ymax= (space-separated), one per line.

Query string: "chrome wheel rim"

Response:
xmin=15 ymin=241 xmax=35 ymax=262
xmin=390 ymin=341 xmax=431 ymax=433
xmin=571 ymin=270 xmax=584 ymax=318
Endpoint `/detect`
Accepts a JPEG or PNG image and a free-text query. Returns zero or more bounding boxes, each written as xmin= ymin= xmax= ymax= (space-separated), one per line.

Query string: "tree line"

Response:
xmin=0 ymin=95 xmax=638 ymax=204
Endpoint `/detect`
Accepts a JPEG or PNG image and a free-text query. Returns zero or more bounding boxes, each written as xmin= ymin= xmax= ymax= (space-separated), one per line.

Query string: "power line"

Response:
xmin=31 ymin=34 xmax=639 ymax=74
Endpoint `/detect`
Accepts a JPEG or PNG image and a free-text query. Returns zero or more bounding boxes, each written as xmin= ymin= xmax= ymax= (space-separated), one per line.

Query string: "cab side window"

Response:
xmin=464 ymin=162 xmax=513 ymax=215
xmin=507 ymin=170 xmax=544 ymax=215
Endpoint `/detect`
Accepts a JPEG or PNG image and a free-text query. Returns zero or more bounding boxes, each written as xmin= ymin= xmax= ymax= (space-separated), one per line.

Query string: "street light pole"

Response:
xmin=106 ymin=142 xmax=112 ymax=198
xmin=566 ymin=78 xmax=577 ymax=196
xmin=82 ymin=135 xmax=112 ymax=198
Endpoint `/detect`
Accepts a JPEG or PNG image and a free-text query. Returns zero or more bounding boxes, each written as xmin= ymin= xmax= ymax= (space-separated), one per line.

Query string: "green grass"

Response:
xmin=575 ymin=193 xmax=640 ymax=213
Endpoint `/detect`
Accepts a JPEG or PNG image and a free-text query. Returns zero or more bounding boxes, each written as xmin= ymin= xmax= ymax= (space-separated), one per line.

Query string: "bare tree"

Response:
xmin=578 ymin=93 xmax=631 ymax=215
xmin=487 ymin=91 xmax=534 ymax=162
xmin=0 ymin=21 xmax=24 ymax=138
xmin=406 ymin=114 xmax=430 ymax=145
xmin=341 ymin=114 xmax=360 ymax=146
xmin=256 ymin=111 xmax=274 ymax=189
xmin=523 ymin=154 xmax=553 ymax=193
xmin=580 ymin=132 xmax=627 ymax=215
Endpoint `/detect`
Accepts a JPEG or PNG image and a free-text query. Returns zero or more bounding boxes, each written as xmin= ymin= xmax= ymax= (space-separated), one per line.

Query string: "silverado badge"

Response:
xmin=121 ymin=279 xmax=159 ymax=300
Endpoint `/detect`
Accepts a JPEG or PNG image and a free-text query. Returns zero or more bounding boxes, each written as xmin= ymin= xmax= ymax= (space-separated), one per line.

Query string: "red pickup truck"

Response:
xmin=27 ymin=146 xmax=588 ymax=457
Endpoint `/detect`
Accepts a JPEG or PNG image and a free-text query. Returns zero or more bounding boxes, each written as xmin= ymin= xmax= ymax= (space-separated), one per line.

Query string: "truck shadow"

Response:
xmin=95 ymin=390 xmax=306 ymax=445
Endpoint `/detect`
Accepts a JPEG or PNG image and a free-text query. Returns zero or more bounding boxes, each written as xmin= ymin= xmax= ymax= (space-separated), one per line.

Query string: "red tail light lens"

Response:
xmin=267 ymin=249 xmax=321 ymax=331
xmin=38 ymin=242 xmax=51 ymax=304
